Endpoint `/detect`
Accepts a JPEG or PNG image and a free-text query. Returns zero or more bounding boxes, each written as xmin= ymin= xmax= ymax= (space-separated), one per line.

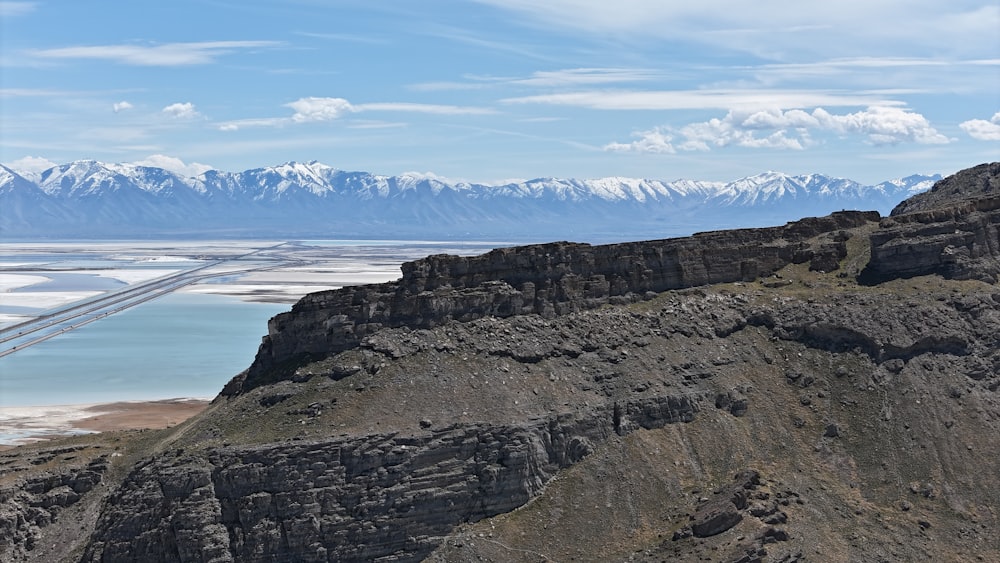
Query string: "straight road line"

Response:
xmin=0 ymin=243 xmax=291 ymax=358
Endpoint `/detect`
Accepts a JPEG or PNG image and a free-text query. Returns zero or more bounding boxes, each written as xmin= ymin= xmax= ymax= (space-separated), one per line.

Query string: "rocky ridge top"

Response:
xmin=891 ymin=162 xmax=999 ymax=215
xmin=232 ymin=211 xmax=875 ymax=395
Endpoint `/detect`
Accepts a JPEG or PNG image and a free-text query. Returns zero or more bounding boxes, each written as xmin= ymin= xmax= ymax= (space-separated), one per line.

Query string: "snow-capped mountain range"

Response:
xmin=0 ymin=160 xmax=940 ymax=241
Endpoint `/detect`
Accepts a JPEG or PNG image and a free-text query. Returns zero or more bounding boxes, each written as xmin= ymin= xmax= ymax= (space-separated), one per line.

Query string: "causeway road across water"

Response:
xmin=0 ymin=243 xmax=290 ymax=358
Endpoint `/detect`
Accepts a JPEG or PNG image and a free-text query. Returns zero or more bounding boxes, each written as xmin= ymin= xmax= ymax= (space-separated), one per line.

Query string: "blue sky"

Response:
xmin=1 ymin=0 xmax=997 ymax=183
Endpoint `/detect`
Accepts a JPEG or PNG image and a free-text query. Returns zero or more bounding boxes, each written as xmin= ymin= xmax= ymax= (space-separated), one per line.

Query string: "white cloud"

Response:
xmin=0 ymin=2 xmax=36 ymax=17
xmin=736 ymin=106 xmax=951 ymax=145
xmin=29 ymin=41 xmax=280 ymax=66
xmin=162 ymin=102 xmax=200 ymax=119
xmin=285 ymin=97 xmax=356 ymax=122
xmin=3 ymin=155 xmax=55 ymax=178
xmin=112 ymin=101 xmax=134 ymax=113
xmin=739 ymin=108 xmax=821 ymax=129
xmin=811 ymin=106 xmax=950 ymax=145
xmin=679 ymin=115 xmax=807 ymax=150
xmin=959 ymin=112 xmax=1000 ymax=141
xmin=604 ymin=128 xmax=676 ymax=154
xmin=131 ymin=155 xmax=214 ymax=177
xmin=604 ymin=105 xmax=949 ymax=154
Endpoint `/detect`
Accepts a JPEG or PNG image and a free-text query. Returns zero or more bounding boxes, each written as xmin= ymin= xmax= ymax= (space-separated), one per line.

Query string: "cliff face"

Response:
xmin=861 ymin=162 xmax=1000 ymax=284
xmin=80 ymin=396 xmax=697 ymax=563
xmin=861 ymin=194 xmax=1000 ymax=284
xmin=2 ymin=163 xmax=999 ymax=563
xmin=234 ymin=211 xmax=875 ymax=394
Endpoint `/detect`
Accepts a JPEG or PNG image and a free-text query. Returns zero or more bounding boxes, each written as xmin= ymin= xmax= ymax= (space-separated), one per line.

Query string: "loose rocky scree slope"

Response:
xmin=1 ymin=162 xmax=998 ymax=562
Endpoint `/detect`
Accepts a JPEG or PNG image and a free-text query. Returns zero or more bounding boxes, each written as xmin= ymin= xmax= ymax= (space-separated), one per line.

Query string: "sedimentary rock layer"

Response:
xmin=81 ymin=396 xmax=695 ymax=563
xmin=861 ymin=195 xmax=1000 ymax=284
xmin=234 ymin=211 xmax=876 ymax=394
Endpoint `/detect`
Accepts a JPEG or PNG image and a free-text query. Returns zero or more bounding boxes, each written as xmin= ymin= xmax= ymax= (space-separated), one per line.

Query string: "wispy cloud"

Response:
xmin=217 ymin=118 xmax=288 ymax=132
xmin=347 ymin=120 xmax=408 ymax=130
xmin=771 ymin=57 xmax=953 ymax=70
xmin=605 ymin=106 xmax=950 ymax=154
xmin=503 ymin=89 xmax=899 ymax=111
xmin=514 ymin=68 xmax=659 ymax=87
xmin=357 ymin=102 xmax=495 ymax=115
xmin=740 ymin=57 xmax=1000 ymax=95
xmin=474 ymin=1 xmax=1000 ymax=58
xmin=218 ymin=97 xmax=495 ymax=130
xmin=960 ymin=112 xmax=1000 ymax=141
xmin=28 ymin=41 xmax=281 ymax=66
xmin=0 ymin=1 xmax=35 ymax=17
xmin=294 ymin=31 xmax=388 ymax=45
xmin=420 ymin=23 xmax=560 ymax=63
xmin=112 ymin=101 xmax=134 ymax=113
xmin=410 ymin=68 xmax=656 ymax=92
xmin=0 ymin=88 xmax=75 ymax=97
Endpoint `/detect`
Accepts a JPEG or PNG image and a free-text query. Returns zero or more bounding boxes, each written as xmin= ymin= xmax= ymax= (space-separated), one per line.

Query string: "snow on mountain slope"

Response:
xmin=0 ymin=160 xmax=942 ymax=240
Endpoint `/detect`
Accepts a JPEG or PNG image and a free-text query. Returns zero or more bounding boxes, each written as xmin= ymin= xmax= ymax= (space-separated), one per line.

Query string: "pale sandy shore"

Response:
xmin=0 ymin=398 xmax=210 ymax=448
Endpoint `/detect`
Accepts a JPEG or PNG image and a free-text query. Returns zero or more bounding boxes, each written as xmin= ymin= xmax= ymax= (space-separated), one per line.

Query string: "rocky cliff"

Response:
xmin=865 ymin=162 xmax=1000 ymax=283
xmin=1 ymin=163 xmax=998 ymax=563
xmin=891 ymin=162 xmax=999 ymax=215
xmin=233 ymin=211 xmax=875 ymax=394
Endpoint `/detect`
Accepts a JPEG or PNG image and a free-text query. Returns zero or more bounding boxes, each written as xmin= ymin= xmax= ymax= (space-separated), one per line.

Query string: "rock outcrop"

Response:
xmin=861 ymin=194 xmax=1000 ymax=284
xmin=861 ymin=162 xmax=1000 ymax=283
xmin=234 ymin=211 xmax=876 ymax=394
xmin=891 ymin=162 xmax=999 ymax=215
xmin=82 ymin=396 xmax=697 ymax=563
xmin=0 ymin=445 xmax=111 ymax=562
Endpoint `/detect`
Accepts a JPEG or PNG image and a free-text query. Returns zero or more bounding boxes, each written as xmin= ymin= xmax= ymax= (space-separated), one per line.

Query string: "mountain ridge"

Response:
xmin=0 ymin=161 xmax=940 ymax=241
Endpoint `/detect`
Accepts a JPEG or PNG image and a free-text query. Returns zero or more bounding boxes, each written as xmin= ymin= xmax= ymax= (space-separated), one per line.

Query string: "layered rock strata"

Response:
xmin=0 ymin=446 xmax=110 ymax=562
xmin=81 ymin=397 xmax=696 ymax=563
xmin=234 ymin=211 xmax=876 ymax=394
xmin=861 ymin=194 xmax=1000 ymax=284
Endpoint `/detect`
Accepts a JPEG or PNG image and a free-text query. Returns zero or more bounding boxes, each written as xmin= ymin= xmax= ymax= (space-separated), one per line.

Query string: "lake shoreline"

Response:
xmin=0 ymin=398 xmax=210 ymax=448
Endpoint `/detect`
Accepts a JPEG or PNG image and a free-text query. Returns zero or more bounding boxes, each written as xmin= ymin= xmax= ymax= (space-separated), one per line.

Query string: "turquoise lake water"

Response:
xmin=0 ymin=240 xmax=506 ymax=408
xmin=0 ymin=293 xmax=288 ymax=406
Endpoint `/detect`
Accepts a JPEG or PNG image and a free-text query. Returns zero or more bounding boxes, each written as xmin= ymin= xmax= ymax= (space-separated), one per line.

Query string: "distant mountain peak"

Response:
xmin=0 ymin=159 xmax=946 ymax=241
